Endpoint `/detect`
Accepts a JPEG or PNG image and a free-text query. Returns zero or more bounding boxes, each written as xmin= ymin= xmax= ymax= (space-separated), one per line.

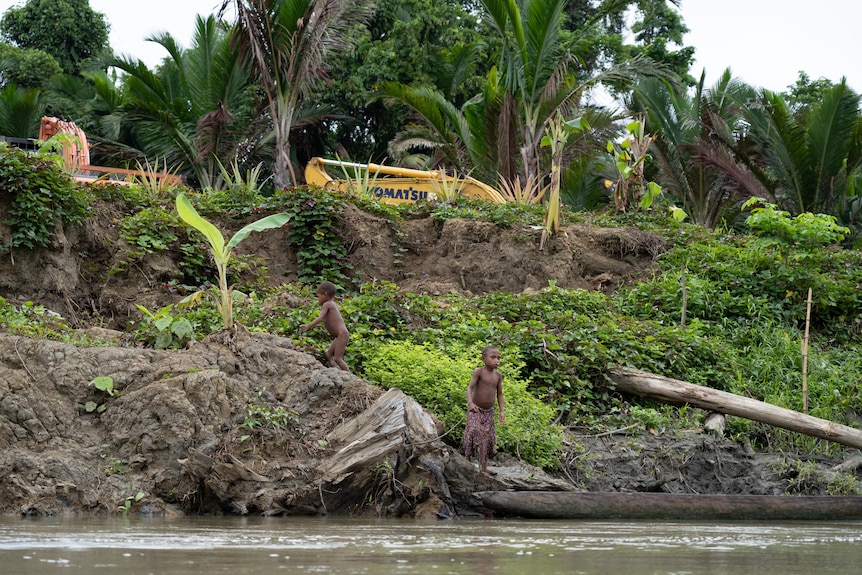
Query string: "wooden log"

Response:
xmin=475 ymin=490 xmax=862 ymax=520
xmin=317 ymin=388 xmax=439 ymax=484
xmin=610 ymin=367 xmax=862 ymax=450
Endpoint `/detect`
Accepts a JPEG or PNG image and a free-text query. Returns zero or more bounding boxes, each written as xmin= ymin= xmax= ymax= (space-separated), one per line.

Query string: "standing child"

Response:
xmin=299 ymin=281 xmax=350 ymax=371
xmin=462 ymin=346 xmax=505 ymax=474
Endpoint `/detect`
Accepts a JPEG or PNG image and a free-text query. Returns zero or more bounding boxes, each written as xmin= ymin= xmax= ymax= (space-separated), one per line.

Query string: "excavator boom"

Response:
xmin=305 ymin=157 xmax=506 ymax=204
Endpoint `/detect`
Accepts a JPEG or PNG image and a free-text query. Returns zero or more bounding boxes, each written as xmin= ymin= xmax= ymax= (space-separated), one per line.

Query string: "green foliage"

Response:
xmin=85 ymin=376 xmax=117 ymax=413
xmin=743 ymin=198 xmax=849 ymax=247
xmin=272 ymin=187 xmax=354 ymax=287
xmin=0 ymin=143 xmax=89 ymax=251
xmin=88 ymin=181 xmax=155 ymax=211
xmin=216 ymin=157 xmax=271 ymax=203
xmin=119 ymin=491 xmax=146 ymax=513
xmin=334 ymin=157 xmax=382 ymax=202
xmin=323 ymin=0 xmax=491 ymax=161
xmin=134 ymin=303 xmax=196 ymax=349
xmin=219 ymin=0 xmax=374 ymax=187
xmin=606 ymin=119 xmax=660 ymax=213
xmin=619 ymin=229 xmax=862 ymax=341
xmin=0 ymin=43 xmax=61 ymax=90
xmin=0 ymin=83 xmax=44 ymax=137
xmin=428 ymin=197 xmax=545 ymax=228
xmin=0 ymin=0 xmax=109 ymax=75
xmin=776 ymin=457 xmax=860 ymax=495
xmin=176 ymin=192 xmax=290 ymax=328
xmin=118 ymin=206 xmax=180 ymax=257
xmin=740 ymin=80 xmax=862 ymax=220
xmin=362 ymin=341 xmax=563 ymax=469
xmin=238 ymin=391 xmax=299 ymax=433
xmin=782 ymin=72 xmax=836 ymax=113
xmin=132 ymin=158 xmax=183 ymax=201
xmin=0 ymin=297 xmax=66 ymax=334
xmin=107 ymin=15 xmax=257 ymax=187
xmin=101 ymin=455 xmax=127 ymax=476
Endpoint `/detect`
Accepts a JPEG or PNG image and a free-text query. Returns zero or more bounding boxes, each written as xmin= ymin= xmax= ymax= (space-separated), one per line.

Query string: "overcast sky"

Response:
xmin=0 ymin=0 xmax=859 ymax=94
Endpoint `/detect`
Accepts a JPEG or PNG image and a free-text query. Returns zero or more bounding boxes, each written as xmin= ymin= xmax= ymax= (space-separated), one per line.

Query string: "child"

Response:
xmin=299 ymin=281 xmax=350 ymax=371
xmin=462 ymin=346 xmax=505 ymax=474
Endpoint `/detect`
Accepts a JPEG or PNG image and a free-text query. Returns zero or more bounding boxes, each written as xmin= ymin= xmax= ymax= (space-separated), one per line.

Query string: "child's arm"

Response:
xmin=300 ymin=302 xmax=331 ymax=332
xmin=496 ymin=374 xmax=505 ymax=424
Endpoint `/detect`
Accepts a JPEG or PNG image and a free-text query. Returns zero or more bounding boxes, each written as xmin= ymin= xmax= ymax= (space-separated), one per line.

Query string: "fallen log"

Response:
xmin=475 ymin=490 xmax=862 ymax=520
xmin=610 ymin=367 xmax=862 ymax=450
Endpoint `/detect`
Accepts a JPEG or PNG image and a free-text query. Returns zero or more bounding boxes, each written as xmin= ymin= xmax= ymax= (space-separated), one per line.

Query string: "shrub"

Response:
xmin=362 ymin=341 xmax=563 ymax=469
xmin=0 ymin=143 xmax=89 ymax=251
xmin=270 ymin=187 xmax=353 ymax=288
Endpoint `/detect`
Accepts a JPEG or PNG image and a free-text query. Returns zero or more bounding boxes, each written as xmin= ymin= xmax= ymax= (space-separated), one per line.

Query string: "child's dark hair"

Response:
xmin=317 ymin=281 xmax=337 ymax=297
xmin=481 ymin=345 xmax=499 ymax=357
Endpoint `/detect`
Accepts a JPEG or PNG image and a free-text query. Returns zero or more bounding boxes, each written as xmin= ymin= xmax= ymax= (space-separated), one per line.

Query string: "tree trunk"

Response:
xmin=610 ymin=367 xmax=862 ymax=450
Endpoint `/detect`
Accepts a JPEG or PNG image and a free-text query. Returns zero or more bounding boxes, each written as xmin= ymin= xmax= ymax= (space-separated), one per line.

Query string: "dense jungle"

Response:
xmin=3 ymin=0 xmax=862 ymax=518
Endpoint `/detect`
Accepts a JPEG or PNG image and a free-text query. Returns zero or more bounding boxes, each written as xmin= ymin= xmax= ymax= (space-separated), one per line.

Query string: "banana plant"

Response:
xmin=607 ymin=118 xmax=661 ymax=213
xmin=540 ymin=114 xmax=589 ymax=249
xmin=176 ymin=193 xmax=290 ymax=328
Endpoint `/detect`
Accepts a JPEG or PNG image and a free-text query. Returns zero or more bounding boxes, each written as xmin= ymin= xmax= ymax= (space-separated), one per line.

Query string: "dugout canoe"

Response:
xmin=474 ymin=491 xmax=862 ymax=520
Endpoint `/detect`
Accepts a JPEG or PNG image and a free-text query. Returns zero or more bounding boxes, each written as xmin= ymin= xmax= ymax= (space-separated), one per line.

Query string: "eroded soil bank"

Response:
xmin=1 ymin=200 xmax=860 ymax=518
xmin=1 ymin=328 xmax=858 ymax=519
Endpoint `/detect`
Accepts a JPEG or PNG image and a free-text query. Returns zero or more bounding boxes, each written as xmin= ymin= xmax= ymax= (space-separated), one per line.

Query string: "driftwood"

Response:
xmin=611 ymin=367 xmax=862 ymax=450
xmin=317 ymin=387 xmax=439 ymax=485
xmin=475 ymin=491 xmax=862 ymax=520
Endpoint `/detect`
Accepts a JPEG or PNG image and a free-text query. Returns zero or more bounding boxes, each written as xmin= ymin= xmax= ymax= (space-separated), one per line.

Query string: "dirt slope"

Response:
xmin=0 ymin=198 xmax=858 ymax=517
xmin=0 ymin=200 xmax=664 ymax=329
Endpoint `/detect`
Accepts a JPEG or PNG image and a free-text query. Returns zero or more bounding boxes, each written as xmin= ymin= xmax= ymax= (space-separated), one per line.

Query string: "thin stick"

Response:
xmin=680 ymin=264 xmax=687 ymax=329
xmin=802 ymin=287 xmax=812 ymax=414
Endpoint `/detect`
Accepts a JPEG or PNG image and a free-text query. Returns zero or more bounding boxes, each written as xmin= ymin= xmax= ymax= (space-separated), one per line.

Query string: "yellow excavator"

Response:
xmin=304 ymin=157 xmax=507 ymax=204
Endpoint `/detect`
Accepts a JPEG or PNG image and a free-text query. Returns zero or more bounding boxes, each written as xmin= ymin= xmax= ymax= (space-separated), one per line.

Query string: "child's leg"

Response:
xmin=329 ymin=332 xmax=350 ymax=371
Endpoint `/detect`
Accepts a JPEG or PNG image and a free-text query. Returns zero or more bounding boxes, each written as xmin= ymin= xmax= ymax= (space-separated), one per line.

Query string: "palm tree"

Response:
xmin=109 ymin=15 xmax=256 ymax=187
xmin=380 ymin=0 xmax=667 ymax=192
xmin=738 ymin=79 xmax=862 ymax=217
xmin=0 ymin=84 xmax=43 ymax=138
xmin=218 ymin=0 xmax=374 ymax=188
xmin=43 ymin=71 xmax=142 ymax=166
xmin=631 ymin=70 xmax=767 ymax=227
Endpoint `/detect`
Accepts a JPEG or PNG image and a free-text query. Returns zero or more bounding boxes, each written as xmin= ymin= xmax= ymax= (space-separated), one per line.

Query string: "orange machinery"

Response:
xmin=38 ymin=117 xmax=182 ymax=186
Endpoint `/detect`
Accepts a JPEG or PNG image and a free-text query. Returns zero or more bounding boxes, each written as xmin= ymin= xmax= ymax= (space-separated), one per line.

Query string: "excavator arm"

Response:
xmin=305 ymin=157 xmax=506 ymax=204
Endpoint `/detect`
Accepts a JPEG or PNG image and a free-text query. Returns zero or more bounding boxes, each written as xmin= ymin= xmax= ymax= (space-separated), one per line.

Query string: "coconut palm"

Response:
xmin=380 ymin=0 xmax=668 ymax=192
xmin=218 ymin=0 xmax=375 ymax=188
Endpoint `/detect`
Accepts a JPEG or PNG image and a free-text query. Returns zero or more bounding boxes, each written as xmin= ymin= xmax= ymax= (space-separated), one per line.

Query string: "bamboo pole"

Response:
xmin=680 ymin=264 xmax=687 ymax=330
xmin=802 ymin=287 xmax=812 ymax=414
xmin=610 ymin=367 xmax=862 ymax=450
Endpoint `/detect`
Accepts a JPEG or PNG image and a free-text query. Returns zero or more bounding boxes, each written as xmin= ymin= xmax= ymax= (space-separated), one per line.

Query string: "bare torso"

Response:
xmin=469 ymin=367 xmax=501 ymax=410
xmin=320 ymin=300 xmax=348 ymax=337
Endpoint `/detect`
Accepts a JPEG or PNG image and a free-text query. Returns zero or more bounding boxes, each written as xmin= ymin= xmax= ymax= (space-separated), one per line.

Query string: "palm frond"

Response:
xmin=807 ymin=81 xmax=860 ymax=206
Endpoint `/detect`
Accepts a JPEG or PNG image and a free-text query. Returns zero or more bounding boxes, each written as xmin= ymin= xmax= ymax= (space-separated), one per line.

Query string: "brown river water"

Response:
xmin=2 ymin=515 xmax=862 ymax=574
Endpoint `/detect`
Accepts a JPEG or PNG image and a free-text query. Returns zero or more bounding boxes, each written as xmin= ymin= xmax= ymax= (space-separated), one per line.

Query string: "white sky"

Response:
xmin=681 ymin=0 xmax=862 ymax=93
xmin=0 ymin=0 xmax=859 ymax=94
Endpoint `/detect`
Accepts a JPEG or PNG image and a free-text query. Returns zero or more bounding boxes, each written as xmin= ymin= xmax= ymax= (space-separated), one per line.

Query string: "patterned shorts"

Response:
xmin=462 ymin=406 xmax=496 ymax=466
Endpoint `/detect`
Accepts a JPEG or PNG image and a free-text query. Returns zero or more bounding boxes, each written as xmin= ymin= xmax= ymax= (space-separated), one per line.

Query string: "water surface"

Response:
xmin=2 ymin=515 xmax=861 ymax=574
